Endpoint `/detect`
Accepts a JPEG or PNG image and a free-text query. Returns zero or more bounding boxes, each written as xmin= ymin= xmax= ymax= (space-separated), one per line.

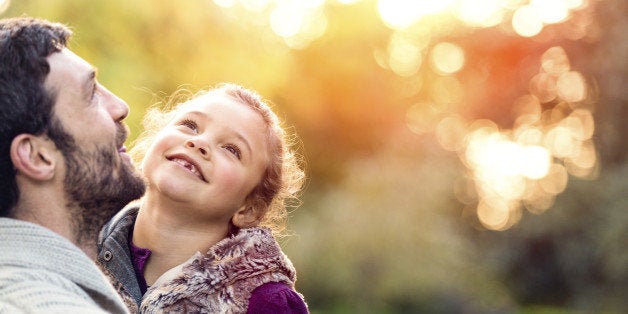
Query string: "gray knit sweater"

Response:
xmin=0 ymin=218 xmax=129 ymax=313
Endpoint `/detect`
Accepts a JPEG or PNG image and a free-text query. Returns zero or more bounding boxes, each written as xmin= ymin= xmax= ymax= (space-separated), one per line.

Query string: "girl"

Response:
xmin=98 ymin=83 xmax=308 ymax=313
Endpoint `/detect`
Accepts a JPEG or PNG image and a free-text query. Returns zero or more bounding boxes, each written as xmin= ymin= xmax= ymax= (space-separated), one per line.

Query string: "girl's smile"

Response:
xmin=167 ymin=153 xmax=206 ymax=182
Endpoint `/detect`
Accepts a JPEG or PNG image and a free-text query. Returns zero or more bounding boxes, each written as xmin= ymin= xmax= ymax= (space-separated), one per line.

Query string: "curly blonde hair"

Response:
xmin=131 ymin=83 xmax=305 ymax=236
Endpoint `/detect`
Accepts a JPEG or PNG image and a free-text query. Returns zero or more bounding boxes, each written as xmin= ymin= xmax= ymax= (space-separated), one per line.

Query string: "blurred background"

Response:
xmin=3 ymin=0 xmax=626 ymax=313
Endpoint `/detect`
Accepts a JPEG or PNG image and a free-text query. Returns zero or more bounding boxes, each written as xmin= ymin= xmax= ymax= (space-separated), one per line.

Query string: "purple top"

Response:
xmin=129 ymin=236 xmax=307 ymax=313
xmin=128 ymin=238 xmax=151 ymax=295
xmin=247 ymin=281 xmax=309 ymax=314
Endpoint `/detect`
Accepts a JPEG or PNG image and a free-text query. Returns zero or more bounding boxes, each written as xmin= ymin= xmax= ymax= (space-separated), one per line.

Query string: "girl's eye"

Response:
xmin=224 ymin=145 xmax=242 ymax=160
xmin=179 ymin=118 xmax=198 ymax=133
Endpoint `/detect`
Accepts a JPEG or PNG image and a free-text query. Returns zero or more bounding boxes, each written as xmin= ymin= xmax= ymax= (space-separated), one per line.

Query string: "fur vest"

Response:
xmin=141 ymin=227 xmax=300 ymax=313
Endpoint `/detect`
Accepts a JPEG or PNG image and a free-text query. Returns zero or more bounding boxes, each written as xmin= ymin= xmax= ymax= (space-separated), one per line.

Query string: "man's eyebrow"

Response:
xmin=83 ymin=69 xmax=97 ymax=97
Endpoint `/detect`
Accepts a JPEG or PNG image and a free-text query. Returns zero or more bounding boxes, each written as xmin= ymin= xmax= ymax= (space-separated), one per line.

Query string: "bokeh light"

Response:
xmin=213 ymin=0 xmax=236 ymax=8
xmin=512 ymin=5 xmax=544 ymax=37
xmin=430 ymin=42 xmax=465 ymax=75
xmin=530 ymin=0 xmax=570 ymax=24
xmin=377 ymin=0 xmax=454 ymax=29
xmin=0 ymin=0 xmax=8 ymax=15
xmin=455 ymin=0 xmax=508 ymax=27
xmin=270 ymin=3 xmax=305 ymax=37
xmin=406 ymin=102 xmax=438 ymax=134
xmin=388 ymin=32 xmax=423 ymax=76
xmin=452 ymin=44 xmax=597 ymax=230
xmin=557 ymin=71 xmax=587 ymax=102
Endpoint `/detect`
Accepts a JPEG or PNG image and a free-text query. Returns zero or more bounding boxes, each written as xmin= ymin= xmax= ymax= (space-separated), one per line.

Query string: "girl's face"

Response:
xmin=141 ymin=93 xmax=270 ymax=224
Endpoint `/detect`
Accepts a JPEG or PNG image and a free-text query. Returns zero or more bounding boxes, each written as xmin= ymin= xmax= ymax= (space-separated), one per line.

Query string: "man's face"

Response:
xmin=44 ymin=49 xmax=145 ymax=243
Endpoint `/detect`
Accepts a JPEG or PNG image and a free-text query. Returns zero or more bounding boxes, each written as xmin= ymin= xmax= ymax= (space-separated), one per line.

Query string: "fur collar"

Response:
xmin=141 ymin=227 xmax=296 ymax=313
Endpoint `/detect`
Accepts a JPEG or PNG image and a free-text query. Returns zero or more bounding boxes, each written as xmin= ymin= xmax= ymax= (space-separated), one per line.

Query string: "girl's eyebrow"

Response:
xmin=187 ymin=110 xmax=253 ymax=157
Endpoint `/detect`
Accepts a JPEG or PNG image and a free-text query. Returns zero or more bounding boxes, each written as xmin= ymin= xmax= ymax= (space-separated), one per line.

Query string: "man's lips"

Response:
xmin=117 ymin=145 xmax=132 ymax=164
xmin=167 ymin=154 xmax=206 ymax=182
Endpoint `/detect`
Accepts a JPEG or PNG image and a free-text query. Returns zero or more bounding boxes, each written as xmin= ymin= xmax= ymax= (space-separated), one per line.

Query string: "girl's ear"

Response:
xmin=231 ymin=205 xmax=263 ymax=229
xmin=10 ymin=134 xmax=57 ymax=181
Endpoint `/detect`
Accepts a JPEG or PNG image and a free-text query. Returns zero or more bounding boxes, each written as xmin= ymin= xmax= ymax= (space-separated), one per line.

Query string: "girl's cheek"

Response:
xmin=218 ymin=166 xmax=243 ymax=187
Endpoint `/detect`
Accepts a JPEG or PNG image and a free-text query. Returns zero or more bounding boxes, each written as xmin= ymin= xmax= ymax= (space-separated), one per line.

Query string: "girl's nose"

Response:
xmin=185 ymin=138 xmax=210 ymax=158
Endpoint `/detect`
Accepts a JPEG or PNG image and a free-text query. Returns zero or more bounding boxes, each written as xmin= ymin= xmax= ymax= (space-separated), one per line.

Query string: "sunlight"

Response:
xmin=406 ymin=103 xmax=437 ymax=134
xmin=268 ymin=1 xmax=327 ymax=48
xmin=541 ymin=46 xmax=571 ymax=75
xmin=430 ymin=42 xmax=465 ymax=75
xmin=529 ymin=73 xmax=558 ymax=103
xmin=512 ymin=5 xmax=544 ymax=37
xmin=377 ymin=0 xmax=454 ymax=29
xmin=431 ymin=77 xmax=464 ymax=107
xmin=538 ymin=163 xmax=569 ymax=195
xmin=0 ymin=0 xmax=9 ymax=14
xmin=213 ymin=0 xmax=236 ymax=8
xmin=512 ymin=95 xmax=542 ymax=125
xmin=520 ymin=146 xmax=552 ymax=179
xmin=240 ymin=0 xmax=271 ymax=12
xmin=523 ymin=187 xmax=555 ymax=214
xmin=565 ymin=0 xmax=586 ymax=9
xmin=557 ymin=71 xmax=587 ymax=102
xmin=478 ymin=198 xmax=523 ymax=231
xmin=466 ymin=130 xmax=550 ymax=181
xmin=377 ymin=0 xmax=425 ymax=29
xmin=515 ymin=126 xmax=544 ymax=146
xmin=435 ymin=115 xmax=467 ymax=152
xmin=545 ymin=126 xmax=579 ymax=158
xmin=569 ymin=140 xmax=597 ymax=170
xmin=270 ymin=3 xmax=305 ymax=37
xmin=388 ymin=33 xmax=423 ymax=76
xmin=462 ymin=119 xmax=567 ymax=230
xmin=567 ymin=109 xmax=595 ymax=140
xmin=530 ymin=0 xmax=569 ymax=24
xmin=456 ymin=0 xmax=507 ymax=27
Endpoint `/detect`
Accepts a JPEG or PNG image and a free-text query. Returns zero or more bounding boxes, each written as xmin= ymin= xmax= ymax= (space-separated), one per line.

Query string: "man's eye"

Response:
xmin=179 ymin=119 xmax=198 ymax=132
xmin=225 ymin=145 xmax=241 ymax=160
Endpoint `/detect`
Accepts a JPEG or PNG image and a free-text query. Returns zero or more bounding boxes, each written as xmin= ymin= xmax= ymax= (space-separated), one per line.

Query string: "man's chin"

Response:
xmin=114 ymin=166 xmax=146 ymax=207
xmin=71 ymin=165 xmax=146 ymax=245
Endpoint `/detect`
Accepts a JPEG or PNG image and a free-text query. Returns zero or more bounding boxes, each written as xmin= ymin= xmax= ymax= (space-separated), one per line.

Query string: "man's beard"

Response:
xmin=48 ymin=120 xmax=146 ymax=246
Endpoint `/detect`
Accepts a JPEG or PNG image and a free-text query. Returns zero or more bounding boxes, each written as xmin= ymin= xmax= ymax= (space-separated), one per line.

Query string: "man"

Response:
xmin=0 ymin=17 xmax=145 ymax=312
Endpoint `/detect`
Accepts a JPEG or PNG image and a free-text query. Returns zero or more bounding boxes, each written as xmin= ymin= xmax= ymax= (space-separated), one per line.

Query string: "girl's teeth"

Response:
xmin=173 ymin=158 xmax=201 ymax=178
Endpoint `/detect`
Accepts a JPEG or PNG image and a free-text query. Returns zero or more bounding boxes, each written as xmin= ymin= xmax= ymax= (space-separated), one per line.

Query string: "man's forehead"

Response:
xmin=48 ymin=48 xmax=93 ymax=70
xmin=44 ymin=48 xmax=95 ymax=92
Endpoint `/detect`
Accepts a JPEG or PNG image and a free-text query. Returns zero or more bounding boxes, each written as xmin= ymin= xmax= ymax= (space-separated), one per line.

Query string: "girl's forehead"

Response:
xmin=179 ymin=93 xmax=239 ymax=111
xmin=171 ymin=94 xmax=266 ymax=128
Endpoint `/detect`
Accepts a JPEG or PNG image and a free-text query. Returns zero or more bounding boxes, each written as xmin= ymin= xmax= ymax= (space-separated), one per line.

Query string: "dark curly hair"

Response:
xmin=0 ymin=17 xmax=71 ymax=216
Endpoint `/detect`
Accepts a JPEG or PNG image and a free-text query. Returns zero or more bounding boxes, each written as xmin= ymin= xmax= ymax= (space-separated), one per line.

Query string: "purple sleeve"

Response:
xmin=247 ymin=282 xmax=309 ymax=314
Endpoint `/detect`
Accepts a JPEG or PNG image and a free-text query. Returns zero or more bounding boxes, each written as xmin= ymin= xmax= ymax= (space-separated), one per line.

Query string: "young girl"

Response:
xmin=97 ymin=83 xmax=308 ymax=313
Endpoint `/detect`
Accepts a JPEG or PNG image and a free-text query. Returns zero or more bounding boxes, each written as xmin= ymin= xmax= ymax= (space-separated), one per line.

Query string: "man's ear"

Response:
xmin=231 ymin=204 xmax=263 ymax=229
xmin=10 ymin=134 xmax=57 ymax=181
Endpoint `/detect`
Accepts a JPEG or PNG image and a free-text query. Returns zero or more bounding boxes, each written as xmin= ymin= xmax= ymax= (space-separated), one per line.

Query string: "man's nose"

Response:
xmin=101 ymin=85 xmax=129 ymax=122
